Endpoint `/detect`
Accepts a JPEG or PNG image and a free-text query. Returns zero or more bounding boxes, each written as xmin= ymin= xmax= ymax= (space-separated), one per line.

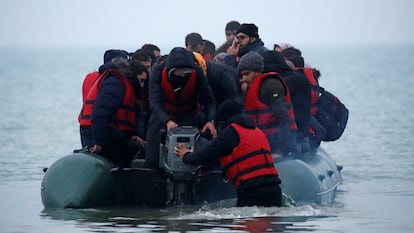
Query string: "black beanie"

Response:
xmin=165 ymin=47 xmax=194 ymax=71
xmin=217 ymin=99 xmax=244 ymax=122
xmin=236 ymin=23 xmax=259 ymax=38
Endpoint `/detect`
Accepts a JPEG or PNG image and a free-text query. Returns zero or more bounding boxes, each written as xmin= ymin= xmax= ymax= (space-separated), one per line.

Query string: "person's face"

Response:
xmin=172 ymin=68 xmax=192 ymax=77
xmin=153 ymin=50 xmax=161 ymax=58
xmin=137 ymin=72 xmax=147 ymax=87
xmin=240 ymin=70 xmax=260 ymax=91
xmin=193 ymin=43 xmax=204 ymax=54
xmin=140 ymin=60 xmax=152 ymax=72
xmin=225 ymin=30 xmax=237 ymax=41
xmin=236 ymin=33 xmax=253 ymax=49
xmin=187 ymin=43 xmax=204 ymax=54
xmin=274 ymin=45 xmax=283 ymax=52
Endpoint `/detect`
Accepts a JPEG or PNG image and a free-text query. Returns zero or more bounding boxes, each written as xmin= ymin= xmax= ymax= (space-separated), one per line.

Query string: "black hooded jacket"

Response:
xmin=206 ymin=61 xmax=241 ymax=106
xmin=263 ymin=51 xmax=312 ymax=139
xmin=149 ymin=48 xmax=216 ymax=125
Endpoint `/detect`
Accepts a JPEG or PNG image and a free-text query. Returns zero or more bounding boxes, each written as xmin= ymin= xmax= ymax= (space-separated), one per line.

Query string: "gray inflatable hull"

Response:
xmin=275 ymin=148 xmax=342 ymax=205
xmin=41 ymin=148 xmax=342 ymax=208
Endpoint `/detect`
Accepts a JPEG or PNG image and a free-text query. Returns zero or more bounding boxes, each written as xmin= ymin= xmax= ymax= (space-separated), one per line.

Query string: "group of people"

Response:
xmin=77 ymin=20 xmax=345 ymax=207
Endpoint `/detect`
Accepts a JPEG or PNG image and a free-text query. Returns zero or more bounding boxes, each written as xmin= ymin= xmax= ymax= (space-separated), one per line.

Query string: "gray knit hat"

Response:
xmin=237 ymin=51 xmax=264 ymax=72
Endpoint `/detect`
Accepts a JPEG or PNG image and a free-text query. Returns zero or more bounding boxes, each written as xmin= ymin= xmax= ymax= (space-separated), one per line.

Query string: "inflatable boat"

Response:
xmin=41 ymin=127 xmax=342 ymax=209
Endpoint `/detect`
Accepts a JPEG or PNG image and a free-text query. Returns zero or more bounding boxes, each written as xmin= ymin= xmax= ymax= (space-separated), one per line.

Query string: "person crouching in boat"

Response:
xmin=78 ymin=57 xmax=141 ymax=167
xmin=145 ymin=47 xmax=217 ymax=169
xmin=174 ymin=99 xmax=282 ymax=207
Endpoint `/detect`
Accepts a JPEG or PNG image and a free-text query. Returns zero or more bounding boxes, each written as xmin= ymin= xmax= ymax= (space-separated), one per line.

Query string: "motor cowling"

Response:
xmin=159 ymin=126 xmax=201 ymax=181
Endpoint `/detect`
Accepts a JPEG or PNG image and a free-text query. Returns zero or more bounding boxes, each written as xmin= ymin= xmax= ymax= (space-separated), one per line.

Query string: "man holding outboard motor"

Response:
xmin=145 ymin=47 xmax=217 ymax=169
xmin=174 ymin=99 xmax=282 ymax=207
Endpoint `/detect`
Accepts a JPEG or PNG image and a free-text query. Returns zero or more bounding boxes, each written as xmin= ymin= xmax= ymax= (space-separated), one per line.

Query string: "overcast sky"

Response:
xmin=1 ymin=0 xmax=413 ymax=51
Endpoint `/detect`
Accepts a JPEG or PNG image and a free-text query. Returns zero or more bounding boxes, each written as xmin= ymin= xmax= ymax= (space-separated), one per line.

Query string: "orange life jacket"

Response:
xmin=81 ymin=71 xmax=100 ymax=103
xmin=244 ymin=72 xmax=297 ymax=137
xmin=78 ymin=69 xmax=136 ymax=132
xmin=161 ymin=67 xmax=199 ymax=118
xmin=219 ymin=123 xmax=278 ymax=187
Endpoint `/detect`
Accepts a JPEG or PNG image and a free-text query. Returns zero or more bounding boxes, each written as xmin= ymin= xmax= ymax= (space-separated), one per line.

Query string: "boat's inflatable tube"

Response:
xmin=41 ymin=148 xmax=342 ymax=208
xmin=41 ymin=153 xmax=118 ymax=208
xmin=275 ymin=148 xmax=342 ymax=204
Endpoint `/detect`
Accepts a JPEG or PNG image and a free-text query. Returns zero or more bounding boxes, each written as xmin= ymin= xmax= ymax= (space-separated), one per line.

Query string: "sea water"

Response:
xmin=0 ymin=44 xmax=413 ymax=232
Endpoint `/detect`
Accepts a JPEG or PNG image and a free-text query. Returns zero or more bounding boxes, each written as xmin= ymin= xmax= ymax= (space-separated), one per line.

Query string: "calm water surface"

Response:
xmin=0 ymin=45 xmax=413 ymax=232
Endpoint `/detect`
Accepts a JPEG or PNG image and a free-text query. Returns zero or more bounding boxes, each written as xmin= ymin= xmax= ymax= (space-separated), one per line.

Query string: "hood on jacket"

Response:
xmin=217 ymin=99 xmax=256 ymax=129
xmin=262 ymin=50 xmax=292 ymax=73
xmin=165 ymin=47 xmax=194 ymax=72
xmin=98 ymin=57 xmax=131 ymax=78
xmin=103 ymin=49 xmax=130 ymax=63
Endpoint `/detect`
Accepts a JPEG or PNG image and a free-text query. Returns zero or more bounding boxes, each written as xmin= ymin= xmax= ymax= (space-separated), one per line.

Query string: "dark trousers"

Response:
xmin=144 ymin=114 xmax=164 ymax=168
xmin=236 ymin=183 xmax=282 ymax=207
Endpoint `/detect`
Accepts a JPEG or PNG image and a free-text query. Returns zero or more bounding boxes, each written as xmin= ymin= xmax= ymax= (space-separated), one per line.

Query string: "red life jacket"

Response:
xmin=295 ymin=67 xmax=319 ymax=116
xmin=78 ymin=69 xmax=136 ymax=132
xmin=161 ymin=67 xmax=199 ymax=118
xmin=244 ymin=72 xmax=297 ymax=137
xmin=219 ymin=123 xmax=278 ymax=187
xmin=81 ymin=71 xmax=100 ymax=103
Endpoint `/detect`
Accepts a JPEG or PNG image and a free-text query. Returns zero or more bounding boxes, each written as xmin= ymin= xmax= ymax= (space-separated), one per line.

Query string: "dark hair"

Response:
xmin=142 ymin=43 xmax=160 ymax=52
xmin=225 ymin=21 xmax=241 ymax=31
xmin=132 ymin=48 xmax=154 ymax=64
xmin=203 ymin=39 xmax=216 ymax=55
xmin=217 ymin=99 xmax=244 ymax=122
xmin=129 ymin=59 xmax=149 ymax=78
xmin=131 ymin=52 xmax=152 ymax=63
xmin=185 ymin=32 xmax=203 ymax=47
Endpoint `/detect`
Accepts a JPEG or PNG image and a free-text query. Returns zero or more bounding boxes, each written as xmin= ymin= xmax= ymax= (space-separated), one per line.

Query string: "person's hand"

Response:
xmin=174 ymin=143 xmax=194 ymax=158
xmin=226 ymin=38 xmax=239 ymax=55
xmin=132 ymin=135 xmax=147 ymax=146
xmin=90 ymin=144 xmax=102 ymax=154
xmin=202 ymin=121 xmax=217 ymax=139
xmin=272 ymin=153 xmax=283 ymax=159
xmin=165 ymin=120 xmax=178 ymax=131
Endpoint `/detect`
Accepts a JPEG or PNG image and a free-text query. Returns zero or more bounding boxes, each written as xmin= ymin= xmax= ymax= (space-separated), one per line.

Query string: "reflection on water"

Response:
xmin=40 ymin=204 xmax=328 ymax=232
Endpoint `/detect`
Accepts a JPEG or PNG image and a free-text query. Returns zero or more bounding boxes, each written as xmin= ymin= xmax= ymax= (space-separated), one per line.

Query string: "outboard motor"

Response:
xmin=159 ymin=126 xmax=201 ymax=205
